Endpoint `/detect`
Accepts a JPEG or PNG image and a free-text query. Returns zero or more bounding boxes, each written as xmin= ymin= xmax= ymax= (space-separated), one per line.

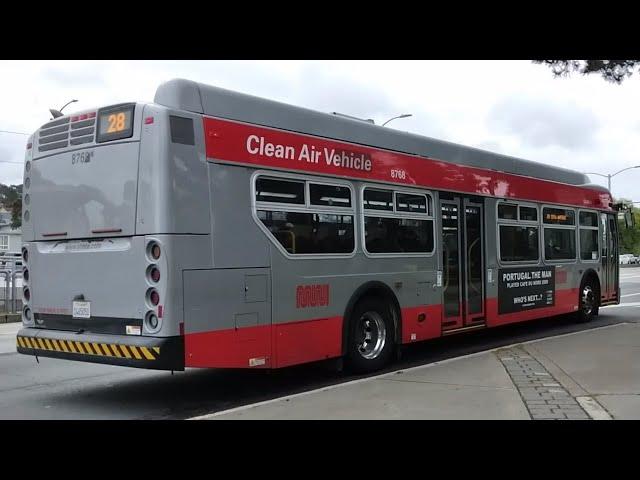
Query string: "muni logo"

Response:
xmin=296 ymin=284 xmax=330 ymax=308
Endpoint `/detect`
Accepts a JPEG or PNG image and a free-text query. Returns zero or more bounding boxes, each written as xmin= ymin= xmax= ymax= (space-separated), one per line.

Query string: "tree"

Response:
xmin=534 ymin=60 xmax=640 ymax=84
xmin=0 ymin=183 xmax=22 ymax=229
xmin=617 ymin=199 xmax=640 ymax=254
xmin=10 ymin=198 xmax=22 ymax=229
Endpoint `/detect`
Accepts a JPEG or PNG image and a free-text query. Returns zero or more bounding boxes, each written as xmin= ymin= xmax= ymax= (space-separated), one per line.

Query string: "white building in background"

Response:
xmin=0 ymin=207 xmax=21 ymax=254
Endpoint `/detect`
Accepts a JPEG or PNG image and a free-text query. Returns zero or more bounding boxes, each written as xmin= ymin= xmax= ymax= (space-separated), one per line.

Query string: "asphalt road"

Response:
xmin=2 ymin=268 xmax=640 ymax=420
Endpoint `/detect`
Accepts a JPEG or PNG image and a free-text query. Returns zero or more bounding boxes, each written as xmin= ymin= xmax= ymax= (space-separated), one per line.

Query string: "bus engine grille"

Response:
xmin=38 ymin=115 xmax=96 ymax=152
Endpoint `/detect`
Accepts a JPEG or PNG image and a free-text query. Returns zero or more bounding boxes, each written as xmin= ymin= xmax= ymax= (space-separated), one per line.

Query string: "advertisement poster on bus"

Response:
xmin=498 ymin=266 xmax=555 ymax=314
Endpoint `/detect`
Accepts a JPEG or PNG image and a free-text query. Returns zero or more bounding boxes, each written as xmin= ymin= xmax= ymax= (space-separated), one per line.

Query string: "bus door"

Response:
xmin=601 ymin=212 xmax=619 ymax=302
xmin=440 ymin=196 xmax=486 ymax=331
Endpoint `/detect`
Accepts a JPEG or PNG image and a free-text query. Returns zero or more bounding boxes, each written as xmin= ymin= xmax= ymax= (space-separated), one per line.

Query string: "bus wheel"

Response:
xmin=576 ymin=278 xmax=599 ymax=323
xmin=346 ymin=297 xmax=396 ymax=373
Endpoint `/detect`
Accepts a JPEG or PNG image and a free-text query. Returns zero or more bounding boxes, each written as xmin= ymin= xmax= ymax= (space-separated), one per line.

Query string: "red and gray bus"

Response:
xmin=16 ymin=78 xmax=620 ymax=373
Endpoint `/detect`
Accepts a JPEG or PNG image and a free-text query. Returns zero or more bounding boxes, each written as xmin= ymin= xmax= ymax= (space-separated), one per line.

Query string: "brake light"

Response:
xmin=149 ymin=289 xmax=160 ymax=306
xmin=150 ymin=267 xmax=160 ymax=283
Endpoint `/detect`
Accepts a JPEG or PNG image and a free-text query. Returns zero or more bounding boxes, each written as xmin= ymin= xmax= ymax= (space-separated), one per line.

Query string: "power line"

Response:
xmin=0 ymin=130 xmax=30 ymax=136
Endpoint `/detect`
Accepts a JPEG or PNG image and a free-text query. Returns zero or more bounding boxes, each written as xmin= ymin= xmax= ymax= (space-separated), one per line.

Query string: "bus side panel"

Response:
xmin=183 ymin=268 xmax=271 ymax=368
xmin=209 ymin=164 xmax=270 ymax=268
xmin=136 ymin=105 xmax=210 ymax=236
xmin=268 ymin=180 xmax=442 ymax=367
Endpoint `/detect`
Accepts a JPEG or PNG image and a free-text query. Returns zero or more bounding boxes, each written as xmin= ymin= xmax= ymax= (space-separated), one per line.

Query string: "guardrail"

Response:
xmin=0 ymin=255 xmax=23 ymax=314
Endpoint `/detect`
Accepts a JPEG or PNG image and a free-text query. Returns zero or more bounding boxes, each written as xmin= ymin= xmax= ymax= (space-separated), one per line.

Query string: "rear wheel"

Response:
xmin=576 ymin=277 xmax=599 ymax=323
xmin=346 ymin=297 xmax=396 ymax=373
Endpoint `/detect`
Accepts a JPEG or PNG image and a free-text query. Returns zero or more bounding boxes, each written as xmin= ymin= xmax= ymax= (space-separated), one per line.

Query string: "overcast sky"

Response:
xmin=1 ymin=60 xmax=640 ymax=200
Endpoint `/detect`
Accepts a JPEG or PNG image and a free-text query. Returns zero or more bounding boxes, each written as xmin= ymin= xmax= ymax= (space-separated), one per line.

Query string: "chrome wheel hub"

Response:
xmin=581 ymin=285 xmax=595 ymax=315
xmin=356 ymin=311 xmax=386 ymax=360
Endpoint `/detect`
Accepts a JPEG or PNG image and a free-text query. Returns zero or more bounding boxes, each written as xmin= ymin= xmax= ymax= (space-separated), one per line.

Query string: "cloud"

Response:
xmin=488 ymin=97 xmax=600 ymax=150
xmin=42 ymin=65 xmax=108 ymax=89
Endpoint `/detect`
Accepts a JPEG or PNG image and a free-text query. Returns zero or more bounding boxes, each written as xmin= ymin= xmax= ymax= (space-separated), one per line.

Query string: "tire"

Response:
xmin=576 ymin=276 xmax=599 ymax=323
xmin=345 ymin=297 xmax=396 ymax=373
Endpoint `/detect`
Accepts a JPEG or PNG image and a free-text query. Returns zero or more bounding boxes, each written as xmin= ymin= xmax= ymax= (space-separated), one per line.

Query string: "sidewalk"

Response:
xmin=0 ymin=321 xmax=21 ymax=354
xmin=195 ymin=322 xmax=640 ymax=420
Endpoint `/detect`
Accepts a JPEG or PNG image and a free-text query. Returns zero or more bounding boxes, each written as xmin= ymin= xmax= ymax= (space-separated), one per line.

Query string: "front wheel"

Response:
xmin=576 ymin=278 xmax=599 ymax=323
xmin=345 ymin=297 xmax=396 ymax=373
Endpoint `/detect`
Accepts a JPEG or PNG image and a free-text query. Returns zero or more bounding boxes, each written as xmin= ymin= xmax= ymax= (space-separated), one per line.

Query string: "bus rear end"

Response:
xmin=16 ymin=103 xmax=200 ymax=370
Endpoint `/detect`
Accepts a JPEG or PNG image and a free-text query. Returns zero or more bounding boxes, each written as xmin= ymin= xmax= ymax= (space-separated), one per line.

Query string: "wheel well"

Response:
xmin=581 ymin=269 xmax=601 ymax=303
xmin=342 ymin=282 xmax=402 ymax=355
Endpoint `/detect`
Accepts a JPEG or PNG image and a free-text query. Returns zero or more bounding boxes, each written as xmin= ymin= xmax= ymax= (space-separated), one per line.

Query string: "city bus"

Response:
xmin=16 ymin=78 xmax=620 ymax=373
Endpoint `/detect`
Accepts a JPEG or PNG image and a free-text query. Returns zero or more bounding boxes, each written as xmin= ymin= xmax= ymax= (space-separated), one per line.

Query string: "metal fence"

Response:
xmin=0 ymin=255 xmax=23 ymax=314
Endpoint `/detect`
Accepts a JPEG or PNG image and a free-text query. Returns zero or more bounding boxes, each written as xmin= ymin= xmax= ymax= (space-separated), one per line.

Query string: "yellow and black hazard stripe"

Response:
xmin=17 ymin=335 xmax=161 ymax=360
xmin=16 ymin=329 xmax=184 ymax=371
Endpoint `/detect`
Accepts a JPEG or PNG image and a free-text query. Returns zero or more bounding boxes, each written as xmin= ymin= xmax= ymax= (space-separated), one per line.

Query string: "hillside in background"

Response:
xmin=0 ymin=183 xmax=22 ymax=229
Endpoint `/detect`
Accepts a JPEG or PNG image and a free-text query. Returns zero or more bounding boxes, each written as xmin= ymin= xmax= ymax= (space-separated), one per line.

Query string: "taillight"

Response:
xmin=150 ymin=267 xmax=160 ymax=283
xmin=147 ymin=241 xmax=161 ymax=261
xmin=23 ymin=268 xmax=29 ymax=282
xmin=22 ymin=248 xmax=28 ymax=263
xmin=147 ymin=288 xmax=159 ymax=307
xmin=23 ymin=287 xmax=30 ymax=302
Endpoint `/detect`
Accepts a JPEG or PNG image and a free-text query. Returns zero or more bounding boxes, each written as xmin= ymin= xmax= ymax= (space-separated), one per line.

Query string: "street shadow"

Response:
xmin=51 ymin=312 xmax=622 ymax=419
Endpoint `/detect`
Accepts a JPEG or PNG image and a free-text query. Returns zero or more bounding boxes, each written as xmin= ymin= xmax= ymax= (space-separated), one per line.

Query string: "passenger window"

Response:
xmin=309 ymin=183 xmax=352 ymax=208
xmin=396 ymin=193 xmax=429 ymax=214
xmin=498 ymin=204 xmax=518 ymax=220
xmin=257 ymin=210 xmax=354 ymax=254
xmin=544 ymin=228 xmax=576 ymax=260
xmin=499 ymin=225 xmax=539 ymax=262
xmin=365 ymin=217 xmax=434 ymax=253
xmin=255 ymin=178 xmax=305 ymax=204
xmin=519 ymin=206 xmax=537 ymax=222
xmin=363 ymin=189 xmax=393 ymax=211
xmin=579 ymin=211 xmax=598 ymax=227
xmin=543 ymin=207 xmax=575 ymax=226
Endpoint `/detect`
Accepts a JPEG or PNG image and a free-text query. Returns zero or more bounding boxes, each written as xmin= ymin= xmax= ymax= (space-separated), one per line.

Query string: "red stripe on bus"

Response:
xmin=184 ymin=287 xmax=580 ymax=368
xmin=272 ymin=316 xmax=342 ymax=368
xmin=203 ymin=117 xmax=612 ymax=210
xmin=401 ymin=304 xmax=442 ymax=343
xmin=185 ymin=323 xmax=272 ymax=368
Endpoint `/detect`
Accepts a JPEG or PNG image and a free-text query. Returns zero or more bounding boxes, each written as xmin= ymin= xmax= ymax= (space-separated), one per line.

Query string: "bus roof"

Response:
xmin=154 ymin=78 xmax=603 ymax=191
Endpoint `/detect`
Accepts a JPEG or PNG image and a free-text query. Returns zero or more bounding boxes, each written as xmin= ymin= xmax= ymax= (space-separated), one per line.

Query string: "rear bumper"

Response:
xmin=16 ymin=327 xmax=184 ymax=371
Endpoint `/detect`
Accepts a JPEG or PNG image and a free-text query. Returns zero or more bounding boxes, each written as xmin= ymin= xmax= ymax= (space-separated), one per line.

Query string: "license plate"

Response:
xmin=72 ymin=301 xmax=91 ymax=319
